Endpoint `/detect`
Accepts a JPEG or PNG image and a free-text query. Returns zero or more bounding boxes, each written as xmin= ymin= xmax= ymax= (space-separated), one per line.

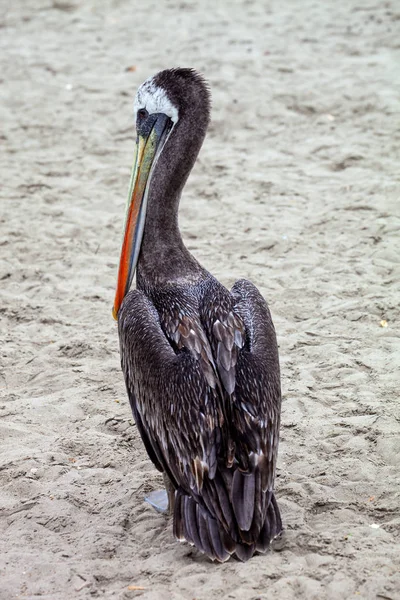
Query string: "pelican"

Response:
xmin=113 ymin=68 xmax=282 ymax=562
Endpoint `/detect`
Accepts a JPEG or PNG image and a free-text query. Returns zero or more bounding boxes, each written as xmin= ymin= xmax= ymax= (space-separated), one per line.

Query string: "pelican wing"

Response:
xmin=198 ymin=278 xmax=281 ymax=471
xmin=229 ymin=279 xmax=281 ymax=472
xmin=118 ymin=282 xmax=281 ymax=562
xmin=229 ymin=279 xmax=281 ymax=552
xmin=118 ymin=290 xmax=225 ymax=493
xmin=195 ymin=278 xmax=281 ymax=554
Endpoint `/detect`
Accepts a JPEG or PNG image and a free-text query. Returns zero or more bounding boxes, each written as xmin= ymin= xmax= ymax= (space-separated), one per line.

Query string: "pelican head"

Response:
xmin=113 ymin=68 xmax=210 ymax=320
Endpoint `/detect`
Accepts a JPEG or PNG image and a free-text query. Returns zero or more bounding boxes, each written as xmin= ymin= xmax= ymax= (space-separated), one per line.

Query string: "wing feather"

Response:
xmin=118 ymin=290 xmax=225 ymax=493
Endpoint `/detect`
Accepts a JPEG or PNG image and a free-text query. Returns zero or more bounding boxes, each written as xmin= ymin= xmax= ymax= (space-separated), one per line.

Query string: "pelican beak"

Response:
xmin=112 ymin=113 xmax=172 ymax=320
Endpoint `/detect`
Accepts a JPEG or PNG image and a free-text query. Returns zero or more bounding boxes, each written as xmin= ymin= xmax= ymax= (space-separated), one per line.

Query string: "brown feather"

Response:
xmin=119 ymin=271 xmax=282 ymax=563
xmin=232 ymin=470 xmax=256 ymax=532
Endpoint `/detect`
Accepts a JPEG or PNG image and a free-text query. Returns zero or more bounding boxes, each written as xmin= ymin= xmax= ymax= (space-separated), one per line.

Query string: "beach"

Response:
xmin=1 ymin=0 xmax=399 ymax=598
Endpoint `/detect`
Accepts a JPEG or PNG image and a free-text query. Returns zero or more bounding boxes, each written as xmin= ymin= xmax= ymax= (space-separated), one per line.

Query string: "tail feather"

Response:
xmin=206 ymin=511 xmax=231 ymax=562
xmin=256 ymin=511 xmax=270 ymax=552
xmin=183 ymin=495 xmax=201 ymax=549
xmin=249 ymin=474 xmax=268 ymax=539
xmin=213 ymin=473 xmax=235 ymax=530
xmin=204 ymin=475 xmax=235 ymax=535
xmin=173 ymin=485 xmax=282 ymax=562
xmin=235 ymin=541 xmax=256 ymax=562
xmin=256 ymin=493 xmax=282 ymax=553
xmin=197 ymin=506 xmax=216 ymax=560
xmin=220 ymin=526 xmax=237 ymax=555
xmin=232 ymin=470 xmax=255 ymax=531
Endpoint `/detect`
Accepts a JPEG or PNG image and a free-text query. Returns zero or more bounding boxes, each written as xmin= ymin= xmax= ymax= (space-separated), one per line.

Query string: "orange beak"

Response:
xmin=113 ymin=113 xmax=172 ymax=320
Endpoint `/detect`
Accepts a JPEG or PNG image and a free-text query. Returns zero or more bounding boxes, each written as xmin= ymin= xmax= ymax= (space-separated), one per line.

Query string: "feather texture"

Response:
xmin=118 ymin=274 xmax=282 ymax=562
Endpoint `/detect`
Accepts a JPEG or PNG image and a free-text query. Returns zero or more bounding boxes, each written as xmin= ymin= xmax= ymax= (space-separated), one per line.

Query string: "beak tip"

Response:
xmin=112 ymin=306 xmax=118 ymax=321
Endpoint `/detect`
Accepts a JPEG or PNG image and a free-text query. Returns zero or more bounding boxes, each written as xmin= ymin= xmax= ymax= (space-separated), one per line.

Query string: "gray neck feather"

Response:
xmin=137 ymin=108 xmax=208 ymax=290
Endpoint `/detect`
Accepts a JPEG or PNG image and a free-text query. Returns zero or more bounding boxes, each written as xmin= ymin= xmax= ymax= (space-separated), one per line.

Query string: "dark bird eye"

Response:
xmin=137 ymin=108 xmax=148 ymax=121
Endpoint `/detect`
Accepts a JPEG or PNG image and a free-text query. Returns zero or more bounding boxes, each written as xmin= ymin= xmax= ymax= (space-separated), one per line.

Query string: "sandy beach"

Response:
xmin=1 ymin=0 xmax=399 ymax=598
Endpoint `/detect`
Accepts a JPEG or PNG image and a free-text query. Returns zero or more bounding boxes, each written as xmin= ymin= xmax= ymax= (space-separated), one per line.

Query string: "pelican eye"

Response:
xmin=137 ymin=108 xmax=148 ymax=121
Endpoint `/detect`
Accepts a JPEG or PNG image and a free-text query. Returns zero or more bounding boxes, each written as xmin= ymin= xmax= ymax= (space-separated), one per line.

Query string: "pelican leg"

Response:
xmin=144 ymin=474 xmax=176 ymax=515
xmin=163 ymin=472 xmax=176 ymax=515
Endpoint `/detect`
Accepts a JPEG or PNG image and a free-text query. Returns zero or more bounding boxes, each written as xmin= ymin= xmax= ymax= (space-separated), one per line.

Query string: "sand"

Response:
xmin=1 ymin=0 xmax=399 ymax=598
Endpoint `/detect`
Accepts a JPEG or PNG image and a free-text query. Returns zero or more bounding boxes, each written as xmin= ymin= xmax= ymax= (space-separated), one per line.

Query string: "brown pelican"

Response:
xmin=112 ymin=68 xmax=282 ymax=562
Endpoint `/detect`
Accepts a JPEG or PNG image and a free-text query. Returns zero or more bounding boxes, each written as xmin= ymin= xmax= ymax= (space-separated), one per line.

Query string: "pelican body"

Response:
xmin=113 ymin=69 xmax=282 ymax=562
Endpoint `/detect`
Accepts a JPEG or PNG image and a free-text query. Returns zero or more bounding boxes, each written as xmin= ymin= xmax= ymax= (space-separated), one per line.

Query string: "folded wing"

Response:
xmin=118 ymin=279 xmax=282 ymax=562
